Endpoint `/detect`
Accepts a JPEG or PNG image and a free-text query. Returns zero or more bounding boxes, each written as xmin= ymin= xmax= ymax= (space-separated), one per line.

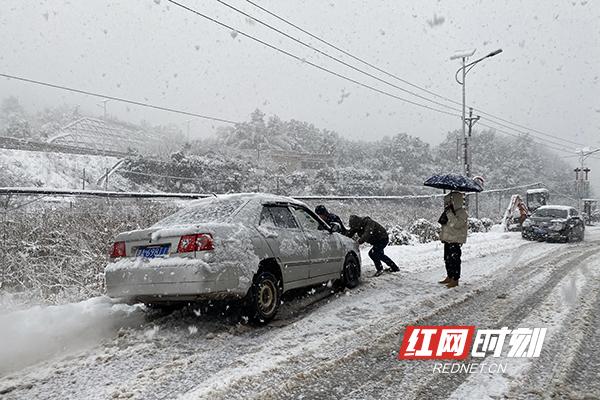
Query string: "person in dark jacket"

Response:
xmin=315 ymin=205 xmax=347 ymax=234
xmin=347 ymin=215 xmax=399 ymax=276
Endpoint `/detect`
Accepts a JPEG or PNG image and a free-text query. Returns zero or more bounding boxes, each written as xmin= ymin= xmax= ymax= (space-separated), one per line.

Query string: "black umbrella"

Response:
xmin=423 ymin=173 xmax=483 ymax=193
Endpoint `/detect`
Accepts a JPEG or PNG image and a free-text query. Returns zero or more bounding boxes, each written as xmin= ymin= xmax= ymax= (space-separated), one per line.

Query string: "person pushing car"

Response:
xmin=347 ymin=215 xmax=399 ymax=277
xmin=315 ymin=205 xmax=347 ymax=234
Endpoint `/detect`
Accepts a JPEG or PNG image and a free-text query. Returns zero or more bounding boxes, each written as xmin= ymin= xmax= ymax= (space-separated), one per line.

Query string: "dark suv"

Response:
xmin=522 ymin=205 xmax=585 ymax=242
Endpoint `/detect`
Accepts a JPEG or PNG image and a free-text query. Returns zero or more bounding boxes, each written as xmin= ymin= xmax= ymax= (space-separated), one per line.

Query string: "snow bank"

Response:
xmin=0 ymin=296 xmax=143 ymax=375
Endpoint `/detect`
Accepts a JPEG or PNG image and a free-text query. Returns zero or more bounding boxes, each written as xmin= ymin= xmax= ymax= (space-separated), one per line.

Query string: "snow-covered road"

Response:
xmin=1 ymin=227 xmax=600 ymax=400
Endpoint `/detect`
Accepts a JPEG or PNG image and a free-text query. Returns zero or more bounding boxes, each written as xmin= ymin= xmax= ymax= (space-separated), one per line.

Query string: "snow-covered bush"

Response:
xmin=468 ymin=218 xmax=495 ymax=233
xmin=480 ymin=217 xmax=494 ymax=231
xmin=467 ymin=218 xmax=486 ymax=233
xmin=388 ymin=226 xmax=416 ymax=246
xmin=0 ymin=199 xmax=177 ymax=303
xmin=408 ymin=219 xmax=440 ymax=243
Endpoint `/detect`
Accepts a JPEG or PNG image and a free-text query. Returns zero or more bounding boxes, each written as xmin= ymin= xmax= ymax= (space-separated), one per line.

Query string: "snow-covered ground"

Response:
xmin=1 ymin=227 xmax=600 ymax=399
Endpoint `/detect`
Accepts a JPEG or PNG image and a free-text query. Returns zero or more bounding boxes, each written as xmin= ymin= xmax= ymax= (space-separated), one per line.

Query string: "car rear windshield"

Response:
xmin=533 ymin=208 xmax=568 ymax=219
xmin=152 ymin=199 xmax=245 ymax=226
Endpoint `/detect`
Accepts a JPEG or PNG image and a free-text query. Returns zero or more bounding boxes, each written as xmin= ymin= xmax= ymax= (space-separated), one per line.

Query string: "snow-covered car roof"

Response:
xmin=187 ymin=192 xmax=306 ymax=207
xmin=535 ymin=205 xmax=575 ymax=211
xmin=150 ymin=193 xmax=310 ymax=228
xmin=526 ymin=188 xmax=549 ymax=194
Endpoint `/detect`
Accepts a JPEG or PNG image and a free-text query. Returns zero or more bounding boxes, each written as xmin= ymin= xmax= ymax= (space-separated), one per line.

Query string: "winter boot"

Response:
xmin=373 ymin=270 xmax=384 ymax=277
xmin=438 ymin=277 xmax=451 ymax=284
xmin=446 ymin=279 xmax=459 ymax=288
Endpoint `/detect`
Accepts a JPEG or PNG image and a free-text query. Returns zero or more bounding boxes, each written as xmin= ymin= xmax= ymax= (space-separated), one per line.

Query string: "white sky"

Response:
xmin=0 ymin=0 xmax=599 ymax=189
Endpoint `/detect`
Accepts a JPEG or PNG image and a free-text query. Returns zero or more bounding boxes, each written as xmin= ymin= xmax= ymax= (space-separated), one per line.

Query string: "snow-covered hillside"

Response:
xmin=0 ymin=148 xmax=136 ymax=190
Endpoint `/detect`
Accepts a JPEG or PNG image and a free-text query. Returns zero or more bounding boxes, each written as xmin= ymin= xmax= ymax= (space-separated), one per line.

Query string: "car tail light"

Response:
xmin=177 ymin=233 xmax=214 ymax=253
xmin=111 ymin=241 xmax=126 ymax=258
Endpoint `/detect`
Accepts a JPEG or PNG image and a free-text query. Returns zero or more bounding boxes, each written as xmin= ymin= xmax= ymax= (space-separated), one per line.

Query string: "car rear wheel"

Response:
xmin=342 ymin=254 xmax=361 ymax=289
xmin=245 ymin=271 xmax=281 ymax=325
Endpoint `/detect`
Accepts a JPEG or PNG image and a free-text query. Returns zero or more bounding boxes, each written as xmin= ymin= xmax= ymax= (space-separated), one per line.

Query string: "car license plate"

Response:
xmin=136 ymin=245 xmax=170 ymax=258
xmin=534 ymin=228 xmax=546 ymax=235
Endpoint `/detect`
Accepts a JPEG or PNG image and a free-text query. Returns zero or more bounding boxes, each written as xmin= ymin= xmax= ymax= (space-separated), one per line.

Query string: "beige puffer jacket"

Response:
xmin=440 ymin=192 xmax=468 ymax=244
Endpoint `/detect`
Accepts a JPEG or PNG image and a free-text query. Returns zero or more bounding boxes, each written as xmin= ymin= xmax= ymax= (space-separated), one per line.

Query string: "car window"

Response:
xmin=259 ymin=207 xmax=276 ymax=227
xmin=533 ymin=208 xmax=568 ymax=219
xmin=292 ymin=207 xmax=322 ymax=231
xmin=153 ymin=199 xmax=244 ymax=227
xmin=265 ymin=206 xmax=299 ymax=229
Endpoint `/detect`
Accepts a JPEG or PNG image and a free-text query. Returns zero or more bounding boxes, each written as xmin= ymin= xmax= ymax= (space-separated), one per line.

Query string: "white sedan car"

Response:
xmin=105 ymin=193 xmax=361 ymax=324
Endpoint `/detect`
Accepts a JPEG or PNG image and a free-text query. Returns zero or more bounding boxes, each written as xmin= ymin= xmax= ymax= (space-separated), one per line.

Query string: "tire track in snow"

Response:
xmin=236 ymin=241 xmax=600 ymax=400
xmin=186 ymin=242 xmax=577 ymax=399
xmin=408 ymin=242 xmax=600 ymax=400
xmin=505 ymin=254 xmax=600 ymax=399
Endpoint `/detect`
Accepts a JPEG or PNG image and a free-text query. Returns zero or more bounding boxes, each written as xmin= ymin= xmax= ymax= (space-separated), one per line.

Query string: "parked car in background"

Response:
xmin=104 ymin=193 xmax=361 ymax=324
xmin=521 ymin=205 xmax=585 ymax=242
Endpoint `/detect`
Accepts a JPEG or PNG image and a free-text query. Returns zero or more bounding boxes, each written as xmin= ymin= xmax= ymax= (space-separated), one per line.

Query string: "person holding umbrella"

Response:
xmin=423 ymin=173 xmax=483 ymax=288
xmin=438 ymin=192 xmax=468 ymax=288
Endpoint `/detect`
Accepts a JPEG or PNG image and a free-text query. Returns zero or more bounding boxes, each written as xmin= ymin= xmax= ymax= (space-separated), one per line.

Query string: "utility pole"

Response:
xmin=575 ymin=148 xmax=600 ymax=209
xmin=465 ymin=107 xmax=480 ymax=215
xmin=97 ymin=99 xmax=110 ymax=119
xmin=465 ymin=107 xmax=480 ymax=177
xmin=462 ymin=57 xmax=467 ymax=175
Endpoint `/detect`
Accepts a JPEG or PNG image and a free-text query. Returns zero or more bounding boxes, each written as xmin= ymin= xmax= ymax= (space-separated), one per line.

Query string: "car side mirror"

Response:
xmin=329 ymin=222 xmax=342 ymax=233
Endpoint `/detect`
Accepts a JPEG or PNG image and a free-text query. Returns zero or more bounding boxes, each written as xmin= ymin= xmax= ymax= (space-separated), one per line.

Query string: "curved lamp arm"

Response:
xmin=455 ymin=49 xmax=503 ymax=85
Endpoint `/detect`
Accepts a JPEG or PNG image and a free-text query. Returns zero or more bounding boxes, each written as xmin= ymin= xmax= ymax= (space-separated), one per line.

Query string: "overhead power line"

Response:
xmin=165 ymin=0 xmax=460 ymax=118
xmin=478 ymin=112 xmax=584 ymax=147
xmin=479 ymin=119 xmax=579 ymax=150
xmin=243 ymin=0 xmax=587 ymax=148
xmin=216 ymin=0 xmax=462 ymax=115
xmin=243 ymin=0 xmax=460 ymax=107
xmin=478 ymin=121 xmax=578 ymax=155
xmin=0 ymin=73 xmax=239 ymax=124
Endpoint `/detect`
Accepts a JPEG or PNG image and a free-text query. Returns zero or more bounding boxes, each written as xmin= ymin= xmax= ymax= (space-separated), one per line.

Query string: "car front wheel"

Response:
xmin=342 ymin=254 xmax=361 ymax=289
xmin=245 ymin=271 xmax=281 ymax=325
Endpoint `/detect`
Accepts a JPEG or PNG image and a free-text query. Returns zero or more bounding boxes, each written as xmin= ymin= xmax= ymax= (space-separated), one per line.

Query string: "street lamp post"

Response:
xmin=451 ymin=49 xmax=503 ymax=178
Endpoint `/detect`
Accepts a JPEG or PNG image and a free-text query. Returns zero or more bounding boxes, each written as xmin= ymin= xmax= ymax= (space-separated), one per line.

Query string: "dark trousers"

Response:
xmin=369 ymin=238 xmax=398 ymax=271
xmin=444 ymin=242 xmax=462 ymax=280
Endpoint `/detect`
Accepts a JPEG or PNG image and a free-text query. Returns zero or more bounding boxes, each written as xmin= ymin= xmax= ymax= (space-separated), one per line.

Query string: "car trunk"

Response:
xmin=115 ymin=225 xmax=215 ymax=259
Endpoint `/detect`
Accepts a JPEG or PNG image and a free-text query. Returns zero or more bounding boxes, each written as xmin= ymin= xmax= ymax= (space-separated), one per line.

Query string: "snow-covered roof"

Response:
xmin=526 ymin=188 xmax=549 ymax=194
xmin=47 ymin=117 xmax=164 ymax=155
